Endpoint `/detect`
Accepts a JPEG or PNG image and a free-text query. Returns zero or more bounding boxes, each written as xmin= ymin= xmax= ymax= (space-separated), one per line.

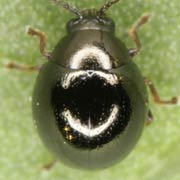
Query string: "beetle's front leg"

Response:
xmin=5 ymin=62 xmax=42 ymax=72
xmin=145 ymin=77 xmax=179 ymax=105
xmin=27 ymin=27 xmax=52 ymax=60
xmin=5 ymin=27 xmax=50 ymax=72
xmin=128 ymin=13 xmax=150 ymax=57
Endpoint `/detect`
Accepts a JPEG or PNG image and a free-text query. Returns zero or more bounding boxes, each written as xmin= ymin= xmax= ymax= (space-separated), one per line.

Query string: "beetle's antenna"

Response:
xmin=51 ymin=0 xmax=83 ymax=19
xmin=97 ymin=0 xmax=120 ymax=16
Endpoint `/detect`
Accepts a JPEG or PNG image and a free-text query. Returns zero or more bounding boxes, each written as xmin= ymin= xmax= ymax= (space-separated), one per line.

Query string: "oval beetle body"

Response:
xmin=32 ymin=3 xmax=148 ymax=170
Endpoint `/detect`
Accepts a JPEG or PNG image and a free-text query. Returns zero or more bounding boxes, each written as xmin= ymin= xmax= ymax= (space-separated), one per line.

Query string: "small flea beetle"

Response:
xmin=6 ymin=0 xmax=179 ymax=170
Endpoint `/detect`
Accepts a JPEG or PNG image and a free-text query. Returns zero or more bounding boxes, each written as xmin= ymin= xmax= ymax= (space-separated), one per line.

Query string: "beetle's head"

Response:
xmin=51 ymin=0 xmax=119 ymax=33
xmin=67 ymin=9 xmax=115 ymax=33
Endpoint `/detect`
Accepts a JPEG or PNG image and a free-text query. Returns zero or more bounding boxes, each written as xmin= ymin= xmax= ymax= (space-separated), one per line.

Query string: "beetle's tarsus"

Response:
xmin=145 ymin=77 xmax=179 ymax=105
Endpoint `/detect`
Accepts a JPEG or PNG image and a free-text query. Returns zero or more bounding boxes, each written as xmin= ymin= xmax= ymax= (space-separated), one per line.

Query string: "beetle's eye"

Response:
xmin=51 ymin=71 xmax=132 ymax=149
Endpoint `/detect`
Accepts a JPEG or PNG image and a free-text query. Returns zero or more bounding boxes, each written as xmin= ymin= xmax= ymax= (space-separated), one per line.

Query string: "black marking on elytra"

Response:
xmin=51 ymin=73 xmax=132 ymax=149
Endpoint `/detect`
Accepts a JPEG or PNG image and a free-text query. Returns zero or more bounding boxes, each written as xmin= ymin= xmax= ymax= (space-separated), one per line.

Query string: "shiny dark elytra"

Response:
xmin=33 ymin=0 xmax=148 ymax=170
xmin=6 ymin=0 xmax=179 ymax=170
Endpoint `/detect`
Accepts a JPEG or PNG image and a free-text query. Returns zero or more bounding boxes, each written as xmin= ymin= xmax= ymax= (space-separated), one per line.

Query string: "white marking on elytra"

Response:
xmin=61 ymin=104 xmax=119 ymax=137
xmin=61 ymin=70 xmax=118 ymax=89
xmin=70 ymin=45 xmax=112 ymax=69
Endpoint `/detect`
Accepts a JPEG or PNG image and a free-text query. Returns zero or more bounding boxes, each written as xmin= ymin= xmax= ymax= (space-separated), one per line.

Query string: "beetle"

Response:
xmin=6 ymin=0 xmax=179 ymax=170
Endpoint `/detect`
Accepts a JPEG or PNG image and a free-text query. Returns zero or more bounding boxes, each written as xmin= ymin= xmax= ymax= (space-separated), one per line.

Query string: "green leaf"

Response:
xmin=0 ymin=0 xmax=180 ymax=180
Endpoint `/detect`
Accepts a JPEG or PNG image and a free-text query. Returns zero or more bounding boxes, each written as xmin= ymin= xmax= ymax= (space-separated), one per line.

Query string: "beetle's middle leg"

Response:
xmin=128 ymin=13 xmax=150 ymax=57
xmin=145 ymin=77 xmax=179 ymax=105
xmin=5 ymin=62 xmax=42 ymax=72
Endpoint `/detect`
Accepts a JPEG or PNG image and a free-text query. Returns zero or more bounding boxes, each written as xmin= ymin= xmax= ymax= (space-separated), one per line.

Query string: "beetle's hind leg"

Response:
xmin=128 ymin=13 xmax=150 ymax=57
xmin=27 ymin=27 xmax=52 ymax=60
xmin=42 ymin=160 xmax=57 ymax=170
xmin=5 ymin=62 xmax=42 ymax=72
xmin=145 ymin=77 xmax=179 ymax=105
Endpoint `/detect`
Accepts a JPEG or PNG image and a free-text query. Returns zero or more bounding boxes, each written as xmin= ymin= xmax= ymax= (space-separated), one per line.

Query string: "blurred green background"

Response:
xmin=0 ymin=0 xmax=180 ymax=180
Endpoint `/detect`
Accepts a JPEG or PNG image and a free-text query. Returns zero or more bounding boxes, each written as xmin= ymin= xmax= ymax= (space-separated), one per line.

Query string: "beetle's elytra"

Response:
xmin=33 ymin=0 xmax=148 ymax=169
xmin=6 ymin=0 xmax=179 ymax=170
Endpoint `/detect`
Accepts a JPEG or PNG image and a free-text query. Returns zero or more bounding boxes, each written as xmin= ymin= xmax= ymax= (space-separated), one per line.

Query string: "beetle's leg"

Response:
xmin=128 ymin=13 xmax=150 ymax=57
xmin=5 ymin=62 xmax=42 ymax=72
xmin=145 ymin=77 xmax=179 ymax=105
xmin=146 ymin=109 xmax=154 ymax=125
xmin=43 ymin=160 xmax=57 ymax=170
xmin=27 ymin=27 xmax=51 ymax=60
xmin=128 ymin=48 xmax=139 ymax=57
